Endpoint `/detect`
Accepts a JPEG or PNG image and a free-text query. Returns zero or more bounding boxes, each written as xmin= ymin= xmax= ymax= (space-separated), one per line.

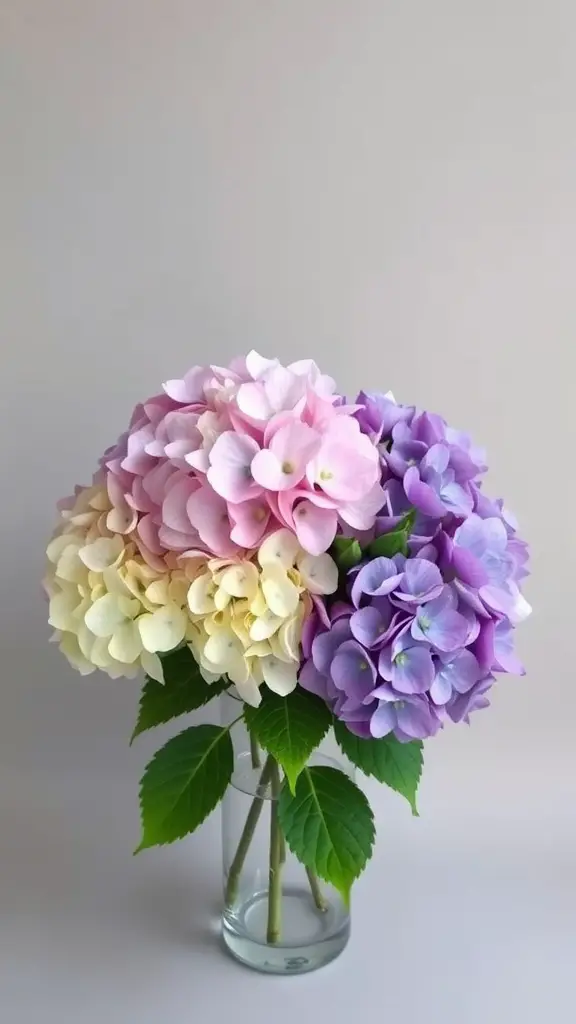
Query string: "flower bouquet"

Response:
xmin=45 ymin=351 xmax=531 ymax=973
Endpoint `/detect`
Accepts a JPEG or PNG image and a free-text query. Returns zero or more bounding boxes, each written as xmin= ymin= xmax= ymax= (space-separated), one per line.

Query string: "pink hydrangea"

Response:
xmin=103 ymin=352 xmax=384 ymax=563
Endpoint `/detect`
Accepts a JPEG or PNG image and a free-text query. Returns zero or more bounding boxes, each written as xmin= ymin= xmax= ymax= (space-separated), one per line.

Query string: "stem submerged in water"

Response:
xmin=266 ymin=759 xmax=283 ymax=944
xmin=224 ymin=751 xmax=329 ymax=939
xmin=306 ymin=868 xmax=328 ymax=912
xmin=225 ymin=755 xmax=274 ymax=908
xmin=249 ymin=731 xmax=261 ymax=770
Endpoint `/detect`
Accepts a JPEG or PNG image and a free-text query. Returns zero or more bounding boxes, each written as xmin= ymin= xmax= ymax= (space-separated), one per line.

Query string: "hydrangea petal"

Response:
xmin=311 ymin=619 xmax=352 ymax=673
xmin=225 ymin=650 xmax=252 ymax=689
xmin=351 ymin=558 xmax=404 ymax=607
xmin=48 ymin=589 xmax=81 ymax=631
xmin=246 ymin=350 xmax=279 ymax=379
xmin=55 ymin=542 xmax=87 ymax=584
xmin=293 ymin=501 xmax=338 ymax=555
xmin=275 ymin=615 xmax=301 ymax=661
xmin=252 ymin=422 xmax=320 ymax=491
xmin=186 ymin=486 xmax=238 ymax=558
xmin=108 ymin=620 xmax=142 ymax=663
xmin=162 ymin=476 xmax=198 ymax=534
xmin=47 ymin=534 xmax=77 ymax=565
xmin=141 ymin=650 xmax=164 ymax=682
xmin=235 ymin=674 xmax=264 ymax=707
xmin=397 ymin=697 xmax=440 ymax=739
xmin=237 ymin=381 xmax=274 ymax=421
xmin=59 ymin=632 xmax=95 ymax=675
xmin=429 ymin=673 xmax=453 ymax=705
xmin=261 ymin=564 xmax=300 ymax=617
xmin=229 ymin=499 xmax=270 ymax=548
xmin=258 ymin=529 xmax=300 ymax=569
xmin=249 ymin=610 xmax=284 ymax=641
xmin=250 ymin=587 xmax=268 ymax=616
xmin=207 ymin=431 xmax=261 ymax=503
xmin=296 ymin=552 xmax=338 ymax=595
xmin=396 ymin=558 xmax=444 ymax=603
xmin=422 ymin=443 xmax=450 ymax=475
xmin=84 ymin=594 xmax=126 ymax=638
xmin=78 ymin=535 xmax=124 ymax=571
xmin=261 ymin=655 xmax=298 ymax=696
xmin=392 ymin=645 xmax=435 ymax=694
xmin=350 ymin=605 xmax=390 ymax=648
xmin=404 ymin=466 xmax=446 ymax=517
xmin=219 ymin=563 xmax=259 ymax=599
xmin=187 ymin=573 xmax=216 ymax=614
xmin=202 ymin=626 xmax=241 ymax=666
xmin=330 ymin=640 xmax=376 ymax=701
xmin=138 ymin=604 xmax=187 ymax=652
xmin=298 ymin=659 xmax=330 ymax=698
xmin=370 ymin=702 xmax=397 ymax=738
xmin=493 ymin=622 xmax=525 ymax=675
xmin=412 ymin=603 xmax=469 ymax=652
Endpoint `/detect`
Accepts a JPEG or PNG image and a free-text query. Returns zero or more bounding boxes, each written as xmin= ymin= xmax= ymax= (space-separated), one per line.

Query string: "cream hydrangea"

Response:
xmin=44 ymin=482 xmax=193 ymax=682
xmin=186 ymin=529 xmax=338 ymax=706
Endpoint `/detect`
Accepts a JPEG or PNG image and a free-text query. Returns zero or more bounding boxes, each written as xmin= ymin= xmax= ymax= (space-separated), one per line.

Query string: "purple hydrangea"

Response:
xmin=299 ymin=393 xmax=531 ymax=743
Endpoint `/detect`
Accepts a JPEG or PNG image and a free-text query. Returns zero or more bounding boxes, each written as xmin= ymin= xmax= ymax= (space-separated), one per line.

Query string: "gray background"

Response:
xmin=1 ymin=1 xmax=574 ymax=1021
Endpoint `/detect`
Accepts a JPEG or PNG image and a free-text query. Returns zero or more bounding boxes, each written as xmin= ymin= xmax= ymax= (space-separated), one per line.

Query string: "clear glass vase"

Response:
xmin=221 ymin=690 xmax=351 ymax=974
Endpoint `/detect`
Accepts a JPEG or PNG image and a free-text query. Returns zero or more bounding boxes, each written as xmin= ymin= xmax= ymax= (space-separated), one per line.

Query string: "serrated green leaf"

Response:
xmin=244 ymin=689 xmax=331 ymax=794
xmin=135 ymin=724 xmax=233 ymax=851
xmin=131 ymin=647 xmax=227 ymax=742
xmin=330 ymin=536 xmax=363 ymax=571
xmin=278 ymin=766 xmax=375 ymax=904
xmin=334 ymin=720 xmax=423 ymax=815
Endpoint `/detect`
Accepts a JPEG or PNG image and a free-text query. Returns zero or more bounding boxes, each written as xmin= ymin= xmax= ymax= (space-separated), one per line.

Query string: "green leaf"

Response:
xmin=330 ymin=536 xmax=363 ymax=571
xmin=366 ymin=509 xmax=416 ymax=559
xmin=278 ymin=766 xmax=375 ymax=904
xmin=244 ymin=689 xmax=332 ymax=794
xmin=131 ymin=647 xmax=227 ymax=742
xmin=135 ymin=724 xmax=233 ymax=852
xmin=334 ymin=720 xmax=423 ymax=815
xmin=367 ymin=529 xmax=408 ymax=558
xmin=399 ymin=508 xmax=417 ymax=532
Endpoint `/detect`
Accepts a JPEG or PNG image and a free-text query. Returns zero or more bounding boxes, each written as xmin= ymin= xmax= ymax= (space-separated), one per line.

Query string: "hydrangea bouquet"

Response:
xmin=45 ymin=351 xmax=531 ymax=971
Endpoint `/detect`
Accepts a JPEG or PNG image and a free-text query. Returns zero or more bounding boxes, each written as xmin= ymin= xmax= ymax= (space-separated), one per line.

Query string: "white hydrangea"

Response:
xmin=44 ymin=484 xmax=192 ymax=682
xmin=186 ymin=529 xmax=338 ymax=706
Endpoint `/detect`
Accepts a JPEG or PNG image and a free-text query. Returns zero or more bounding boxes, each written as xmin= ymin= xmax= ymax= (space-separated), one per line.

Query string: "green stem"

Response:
xmin=249 ymin=731 xmax=261 ymax=770
xmin=306 ymin=868 xmax=328 ymax=912
xmin=225 ymin=751 xmax=324 ymax=926
xmin=225 ymin=755 xmax=274 ymax=908
xmin=266 ymin=759 xmax=283 ymax=944
xmin=275 ymin=764 xmax=287 ymax=864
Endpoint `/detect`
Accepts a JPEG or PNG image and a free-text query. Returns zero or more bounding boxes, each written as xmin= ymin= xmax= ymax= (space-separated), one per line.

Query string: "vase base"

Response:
xmin=222 ymin=885 xmax=350 ymax=975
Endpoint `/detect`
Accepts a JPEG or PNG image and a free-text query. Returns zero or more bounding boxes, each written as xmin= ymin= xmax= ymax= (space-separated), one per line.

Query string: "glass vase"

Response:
xmin=221 ymin=690 xmax=351 ymax=974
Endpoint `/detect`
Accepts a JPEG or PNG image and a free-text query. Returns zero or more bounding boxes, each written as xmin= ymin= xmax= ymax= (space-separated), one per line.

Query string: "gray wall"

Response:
xmin=1 ymin=2 xmax=573 ymax=1022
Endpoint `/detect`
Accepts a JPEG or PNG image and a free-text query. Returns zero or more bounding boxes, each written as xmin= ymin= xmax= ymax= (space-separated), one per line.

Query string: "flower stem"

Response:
xmin=249 ymin=731 xmax=261 ymax=770
xmin=266 ymin=759 xmax=283 ymax=944
xmin=225 ymin=755 xmax=275 ymax=908
xmin=224 ymin=752 xmax=325 ymax=928
xmin=306 ymin=868 xmax=328 ymax=912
